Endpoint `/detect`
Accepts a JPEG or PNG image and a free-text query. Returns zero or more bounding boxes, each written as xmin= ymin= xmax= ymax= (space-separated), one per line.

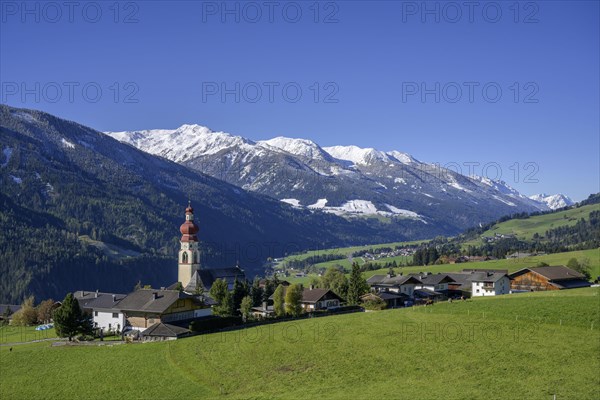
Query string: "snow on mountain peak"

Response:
xmin=258 ymin=136 xmax=329 ymax=160
xmin=386 ymin=150 xmax=415 ymax=164
xmin=105 ymin=124 xmax=254 ymax=163
xmin=323 ymin=145 xmax=390 ymax=166
xmin=529 ymin=193 xmax=574 ymax=210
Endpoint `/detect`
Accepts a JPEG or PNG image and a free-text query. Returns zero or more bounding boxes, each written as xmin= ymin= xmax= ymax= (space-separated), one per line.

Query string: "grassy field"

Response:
xmin=287 ymin=248 xmax=600 ymax=285
xmin=1 ymin=288 xmax=598 ymax=399
xmin=462 ymin=203 xmax=599 ymax=247
xmin=281 ymin=240 xmax=423 ymax=262
xmin=0 ymin=325 xmax=57 ymax=344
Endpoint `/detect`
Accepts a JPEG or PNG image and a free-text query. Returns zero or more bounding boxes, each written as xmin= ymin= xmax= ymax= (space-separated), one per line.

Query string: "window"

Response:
xmin=94 ymin=311 xmax=98 ymax=317
xmin=182 ymin=252 xmax=188 ymax=263
xmin=112 ymin=313 xmax=119 ymax=318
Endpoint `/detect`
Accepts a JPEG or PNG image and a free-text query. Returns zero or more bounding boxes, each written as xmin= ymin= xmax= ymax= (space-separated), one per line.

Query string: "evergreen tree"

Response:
xmin=250 ymin=277 xmax=263 ymax=306
xmin=285 ymin=284 xmax=304 ymax=317
xmin=232 ymin=279 xmax=248 ymax=315
xmin=273 ymin=284 xmax=286 ymax=317
xmin=53 ymin=293 xmax=91 ymax=341
xmin=347 ymin=262 xmax=369 ymax=305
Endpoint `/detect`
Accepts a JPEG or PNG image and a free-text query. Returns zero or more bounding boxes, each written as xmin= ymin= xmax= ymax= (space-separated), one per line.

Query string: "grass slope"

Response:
xmin=462 ymin=203 xmax=599 ymax=247
xmin=1 ymin=288 xmax=598 ymax=399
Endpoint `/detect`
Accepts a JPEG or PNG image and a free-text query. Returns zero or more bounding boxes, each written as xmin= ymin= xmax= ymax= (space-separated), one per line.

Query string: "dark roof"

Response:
xmin=530 ymin=266 xmax=586 ymax=281
xmin=408 ymin=273 xmax=455 ymax=285
xmin=376 ymin=292 xmax=406 ymax=300
xmin=302 ymin=288 xmax=343 ymax=303
xmin=510 ymin=265 xmax=586 ymax=282
xmin=414 ymin=288 xmax=444 ymax=297
xmin=368 ymin=274 xmax=422 ymax=286
xmin=116 ymin=289 xmax=193 ymax=314
xmin=549 ymin=280 xmax=592 ymax=289
xmin=142 ymin=322 xmax=190 ymax=338
xmin=0 ymin=304 xmax=21 ymax=316
xmin=185 ymin=267 xmax=246 ymax=292
xmin=73 ymin=291 xmax=127 ymax=310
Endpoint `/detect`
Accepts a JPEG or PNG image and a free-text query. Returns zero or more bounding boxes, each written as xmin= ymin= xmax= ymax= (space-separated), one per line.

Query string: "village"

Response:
xmin=0 ymin=204 xmax=593 ymax=343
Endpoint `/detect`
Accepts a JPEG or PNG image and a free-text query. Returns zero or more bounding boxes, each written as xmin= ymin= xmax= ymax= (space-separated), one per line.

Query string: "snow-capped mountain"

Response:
xmin=529 ymin=193 xmax=574 ymax=210
xmin=105 ymin=124 xmax=553 ymax=231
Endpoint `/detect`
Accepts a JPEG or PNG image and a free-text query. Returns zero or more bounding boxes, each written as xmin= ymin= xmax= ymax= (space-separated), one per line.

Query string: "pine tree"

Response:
xmin=347 ymin=262 xmax=369 ymax=305
xmin=53 ymin=293 xmax=91 ymax=341
xmin=250 ymin=277 xmax=263 ymax=306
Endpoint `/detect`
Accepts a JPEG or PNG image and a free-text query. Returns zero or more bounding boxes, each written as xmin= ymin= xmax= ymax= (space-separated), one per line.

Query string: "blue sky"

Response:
xmin=1 ymin=1 xmax=598 ymax=200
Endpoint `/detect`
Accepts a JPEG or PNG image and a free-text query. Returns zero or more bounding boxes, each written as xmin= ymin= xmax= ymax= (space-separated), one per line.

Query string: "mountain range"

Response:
xmin=106 ymin=124 xmax=566 ymax=231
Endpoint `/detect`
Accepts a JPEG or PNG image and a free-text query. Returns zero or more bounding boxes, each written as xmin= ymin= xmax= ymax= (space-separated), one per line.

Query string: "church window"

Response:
xmin=182 ymin=252 xmax=188 ymax=263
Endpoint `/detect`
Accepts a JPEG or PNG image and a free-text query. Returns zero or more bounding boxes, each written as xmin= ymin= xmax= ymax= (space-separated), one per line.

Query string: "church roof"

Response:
xmin=185 ymin=267 xmax=246 ymax=292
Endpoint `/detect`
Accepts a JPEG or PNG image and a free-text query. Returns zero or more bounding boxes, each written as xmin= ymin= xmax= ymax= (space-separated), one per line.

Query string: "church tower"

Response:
xmin=178 ymin=202 xmax=200 ymax=288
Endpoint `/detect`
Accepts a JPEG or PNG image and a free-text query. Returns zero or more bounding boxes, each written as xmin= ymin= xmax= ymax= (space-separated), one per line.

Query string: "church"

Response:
xmin=177 ymin=202 xmax=246 ymax=293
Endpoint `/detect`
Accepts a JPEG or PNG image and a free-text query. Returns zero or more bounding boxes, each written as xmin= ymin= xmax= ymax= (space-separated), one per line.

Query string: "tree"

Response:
xmin=347 ymin=262 xmax=369 ymax=305
xmin=273 ymin=284 xmax=286 ymax=317
xmin=210 ymin=278 xmax=231 ymax=317
xmin=308 ymin=276 xmax=321 ymax=288
xmin=36 ymin=299 xmax=55 ymax=324
xmin=285 ymin=284 xmax=304 ymax=317
xmin=250 ymin=277 xmax=263 ymax=306
xmin=321 ymin=267 xmax=348 ymax=300
xmin=568 ymin=257 xmax=591 ymax=280
xmin=232 ymin=279 xmax=248 ymax=315
xmin=240 ymin=296 xmax=253 ymax=322
xmin=53 ymin=293 xmax=92 ymax=341
xmin=262 ymin=279 xmax=275 ymax=303
xmin=11 ymin=296 xmax=38 ymax=326
xmin=174 ymin=282 xmax=184 ymax=291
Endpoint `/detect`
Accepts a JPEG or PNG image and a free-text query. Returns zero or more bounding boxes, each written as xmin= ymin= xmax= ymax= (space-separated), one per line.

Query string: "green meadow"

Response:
xmin=1 ymin=288 xmax=598 ymax=399
xmin=462 ymin=203 xmax=599 ymax=247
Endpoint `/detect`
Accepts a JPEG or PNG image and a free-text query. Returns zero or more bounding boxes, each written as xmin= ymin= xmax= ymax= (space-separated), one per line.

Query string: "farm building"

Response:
xmin=509 ymin=265 xmax=591 ymax=291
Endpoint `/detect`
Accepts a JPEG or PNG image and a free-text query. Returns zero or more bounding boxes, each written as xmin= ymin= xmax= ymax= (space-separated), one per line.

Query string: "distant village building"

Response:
xmin=509 ymin=266 xmax=591 ymax=291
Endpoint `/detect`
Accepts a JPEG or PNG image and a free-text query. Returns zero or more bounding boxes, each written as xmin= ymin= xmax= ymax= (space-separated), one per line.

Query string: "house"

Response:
xmin=509 ymin=265 xmax=591 ymax=292
xmin=470 ymin=271 xmax=511 ymax=297
xmin=74 ymin=290 xmax=127 ymax=332
xmin=251 ymin=302 xmax=275 ymax=319
xmin=141 ymin=322 xmax=191 ymax=341
xmin=300 ymin=288 xmax=343 ymax=311
xmin=411 ymin=273 xmax=455 ymax=294
xmin=268 ymin=287 xmax=343 ymax=312
xmin=360 ymin=292 xmax=408 ymax=308
xmin=0 ymin=304 xmax=21 ymax=322
xmin=116 ymin=289 xmax=211 ymax=331
xmin=367 ymin=274 xmax=422 ymax=297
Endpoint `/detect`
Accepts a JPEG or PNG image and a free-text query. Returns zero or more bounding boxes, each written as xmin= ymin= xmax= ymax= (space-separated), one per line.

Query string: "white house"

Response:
xmin=470 ymin=272 xmax=511 ymax=297
xmin=74 ymin=290 xmax=127 ymax=332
